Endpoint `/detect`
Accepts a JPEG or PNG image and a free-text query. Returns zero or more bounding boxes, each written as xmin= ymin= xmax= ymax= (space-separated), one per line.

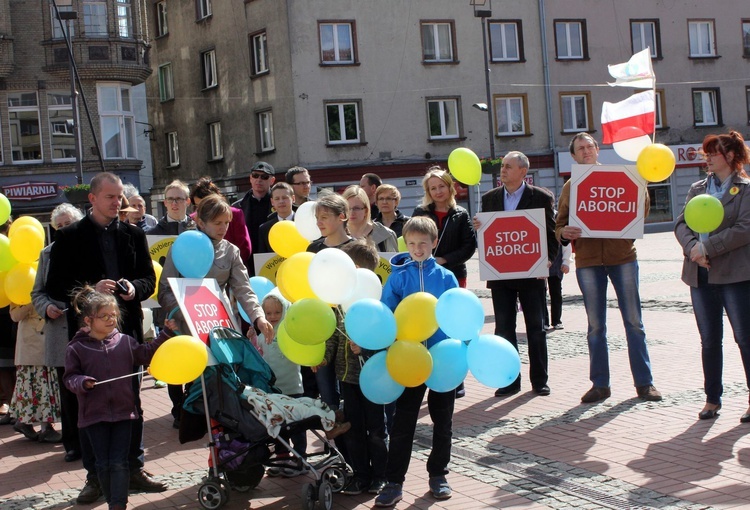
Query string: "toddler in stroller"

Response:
xmin=180 ymin=326 xmax=353 ymax=510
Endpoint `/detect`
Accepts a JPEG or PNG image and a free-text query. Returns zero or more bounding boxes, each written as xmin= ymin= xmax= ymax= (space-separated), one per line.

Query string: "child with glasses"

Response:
xmin=64 ymin=286 xmax=174 ymax=510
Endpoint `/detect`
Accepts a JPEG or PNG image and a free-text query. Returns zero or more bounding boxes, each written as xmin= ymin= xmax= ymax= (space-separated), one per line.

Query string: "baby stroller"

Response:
xmin=180 ymin=326 xmax=352 ymax=510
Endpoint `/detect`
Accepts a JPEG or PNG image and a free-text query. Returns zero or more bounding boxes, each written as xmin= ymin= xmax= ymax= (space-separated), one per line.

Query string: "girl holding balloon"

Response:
xmin=674 ymin=130 xmax=750 ymax=422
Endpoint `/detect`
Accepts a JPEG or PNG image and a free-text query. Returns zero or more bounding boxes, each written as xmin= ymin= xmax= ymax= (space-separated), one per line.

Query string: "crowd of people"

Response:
xmin=1 ymin=129 xmax=749 ymax=509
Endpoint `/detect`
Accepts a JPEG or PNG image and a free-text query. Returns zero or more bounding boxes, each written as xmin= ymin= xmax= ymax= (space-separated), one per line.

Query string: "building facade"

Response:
xmin=145 ymin=0 xmax=750 ymax=227
xmin=0 ymin=0 xmax=153 ymax=221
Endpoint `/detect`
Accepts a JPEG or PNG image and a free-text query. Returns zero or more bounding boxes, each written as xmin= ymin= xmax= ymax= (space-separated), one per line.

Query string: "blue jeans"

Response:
xmin=575 ymin=260 xmax=653 ymax=388
xmin=690 ymin=270 xmax=750 ymax=405
xmin=84 ymin=420 xmax=132 ymax=508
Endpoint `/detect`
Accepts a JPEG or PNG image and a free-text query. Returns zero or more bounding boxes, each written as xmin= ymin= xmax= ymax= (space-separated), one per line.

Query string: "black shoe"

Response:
xmin=455 ymin=382 xmax=465 ymax=399
xmin=740 ymin=413 xmax=750 ymax=423
xmin=172 ymin=418 xmax=180 ymax=429
xmin=340 ymin=477 xmax=368 ymax=496
xmin=698 ymin=404 xmax=721 ymax=420
xmin=533 ymin=385 xmax=551 ymax=396
xmin=76 ymin=479 xmax=102 ymax=504
xmin=64 ymin=450 xmax=82 ymax=462
xmin=368 ymin=479 xmax=387 ymax=494
xmin=494 ymin=384 xmax=521 ymax=397
xmin=129 ymin=470 xmax=168 ymax=492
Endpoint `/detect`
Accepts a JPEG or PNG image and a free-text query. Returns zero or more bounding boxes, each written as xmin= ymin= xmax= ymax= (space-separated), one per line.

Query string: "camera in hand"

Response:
xmin=115 ymin=280 xmax=129 ymax=295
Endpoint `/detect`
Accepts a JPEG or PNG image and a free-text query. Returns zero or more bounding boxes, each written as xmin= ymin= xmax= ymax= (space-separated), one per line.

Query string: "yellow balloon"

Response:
xmin=277 ymin=252 xmax=316 ymax=303
xmin=8 ymin=216 xmax=45 ymax=240
xmin=150 ymin=260 xmax=163 ymax=300
xmin=386 ymin=341 xmax=433 ymax=387
xmin=9 ymin=225 xmax=44 ymax=264
xmin=277 ymin=321 xmax=326 ymax=366
xmin=636 ymin=143 xmax=676 ymax=183
xmin=5 ymin=263 xmax=36 ymax=305
xmin=274 ymin=258 xmax=293 ymax=303
xmin=447 ymin=148 xmax=482 ymax=186
xmin=149 ymin=335 xmax=208 ymax=384
xmin=394 ymin=292 xmax=439 ymax=342
xmin=269 ymin=221 xmax=309 ymax=259
xmin=0 ymin=273 xmax=10 ymax=308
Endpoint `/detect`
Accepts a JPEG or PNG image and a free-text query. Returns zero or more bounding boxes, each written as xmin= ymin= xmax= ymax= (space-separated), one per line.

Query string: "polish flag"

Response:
xmin=601 ymin=90 xmax=655 ymax=145
xmin=608 ymin=48 xmax=655 ymax=89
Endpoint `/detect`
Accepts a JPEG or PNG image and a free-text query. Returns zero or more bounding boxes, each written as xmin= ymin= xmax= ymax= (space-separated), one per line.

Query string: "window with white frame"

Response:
xmin=0 ymin=112 xmax=3 ymax=165
xmin=48 ymin=91 xmax=75 ymax=161
xmin=158 ymin=63 xmax=174 ymax=101
xmin=427 ymin=98 xmax=459 ymax=140
xmin=202 ymin=50 xmax=218 ymax=89
xmin=319 ymin=22 xmax=355 ymax=64
xmin=208 ymin=122 xmax=222 ymax=160
xmin=196 ymin=0 xmax=211 ymax=20
xmin=8 ymin=92 xmax=43 ymax=163
xmin=257 ymin=111 xmax=274 ymax=152
xmin=83 ymin=0 xmax=108 ymax=37
xmin=554 ymin=20 xmax=586 ymax=59
xmin=689 ymin=20 xmax=716 ymax=57
xmin=51 ymin=5 xmax=76 ymax=39
xmin=325 ymin=101 xmax=360 ymax=144
xmin=97 ymin=83 xmax=136 ymax=159
xmin=156 ymin=2 xmax=168 ymax=37
xmin=489 ymin=21 xmax=521 ymax=62
xmin=654 ymin=89 xmax=666 ymax=129
xmin=494 ymin=95 xmax=527 ymax=135
xmin=167 ymin=131 xmax=179 ymax=166
xmin=560 ymin=93 xmax=590 ymax=132
xmin=631 ymin=20 xmax=659 ymax=58
xmin=251 ymin=31 xmax=268 ymax=75
xmin=692 ymin=89 xmax=720 ymax=126
xmin=742 ymin=20 xmax=750 ymax=58
xmin=116 ymin=0 xmax=131 ymax=38
xmin=421 ymin=21 xmax=455 ymax=63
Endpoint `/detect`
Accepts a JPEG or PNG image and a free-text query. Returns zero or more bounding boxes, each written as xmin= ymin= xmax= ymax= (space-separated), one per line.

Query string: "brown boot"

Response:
xmin=325 ymin=421 xmax=351 ymax=440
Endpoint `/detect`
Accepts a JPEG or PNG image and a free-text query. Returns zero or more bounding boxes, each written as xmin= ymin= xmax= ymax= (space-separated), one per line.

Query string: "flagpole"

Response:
xmin=649 ymin=46 xmax=656 ymax=144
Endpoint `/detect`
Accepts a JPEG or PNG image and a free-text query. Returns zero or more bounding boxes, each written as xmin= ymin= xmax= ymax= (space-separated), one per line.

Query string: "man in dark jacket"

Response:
xmin=257 ymin=182 xmax=295 ymax=253
xmin=46 ymin=172 xmax=163 ymax=502
xmin=146 ymin=180 xmax=195 ymax=236
xmin=474 ymin=151 xmax=558 ymax=398
xmin=233 ymin=162 xmax=275 ymax=274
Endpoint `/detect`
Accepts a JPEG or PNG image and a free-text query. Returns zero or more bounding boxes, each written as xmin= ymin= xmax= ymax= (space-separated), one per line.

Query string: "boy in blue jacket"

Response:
xmin=376 ymin=216 xmax=459 ymax=507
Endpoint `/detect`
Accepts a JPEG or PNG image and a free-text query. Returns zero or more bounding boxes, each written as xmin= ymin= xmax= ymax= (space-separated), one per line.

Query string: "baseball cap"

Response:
xmin=251 ymin=161 xmax=275 ymax=175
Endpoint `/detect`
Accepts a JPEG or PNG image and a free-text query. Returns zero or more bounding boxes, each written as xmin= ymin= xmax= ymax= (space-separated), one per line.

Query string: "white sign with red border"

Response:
xmin=167 ymin=277 xmax=239 ymax=344
xmin=476 ymin=209 xmax=549 ymax=281
xmin=569 ymin=164 xmax=647 ymax=239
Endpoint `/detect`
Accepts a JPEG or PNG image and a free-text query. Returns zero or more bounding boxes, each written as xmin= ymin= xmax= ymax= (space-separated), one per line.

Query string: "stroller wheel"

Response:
xmin=316 ymin=481 xmax=333 ymax=510
xmin=198 ymin=481 xmax=227 ymax=510
xmin=301 ymin=482 xmax=316 ymax=510
xmin=322 ymin=466 xmax=349 ymax=493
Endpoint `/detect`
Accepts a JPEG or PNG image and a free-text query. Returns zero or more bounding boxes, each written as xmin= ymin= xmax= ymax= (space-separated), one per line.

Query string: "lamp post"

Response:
xmin=471 ymin=0 xmax=498 ymax=189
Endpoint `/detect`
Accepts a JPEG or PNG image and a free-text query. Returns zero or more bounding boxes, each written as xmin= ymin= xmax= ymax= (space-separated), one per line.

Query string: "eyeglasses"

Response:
xmin=165 ymin=197 xmax=187 ymax=204
xmin=95 ymin=313 xmax=119 ymax=321
xmin=292 ymin=181 xmax=312 ymax=186
xmin=251 ymin=173 xmax=271 ymax=180
xmin=703 ymin=152 xmax=721 ymax=160
xmin=377 ymin=197 xmax=397 ymax=202
xmin=350 ymin=206 xmax=366 ymax=212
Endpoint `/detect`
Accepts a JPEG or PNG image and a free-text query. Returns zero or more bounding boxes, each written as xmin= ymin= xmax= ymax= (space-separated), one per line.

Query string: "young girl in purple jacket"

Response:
xmin=64 ymin=287 xmax=172 ymax=510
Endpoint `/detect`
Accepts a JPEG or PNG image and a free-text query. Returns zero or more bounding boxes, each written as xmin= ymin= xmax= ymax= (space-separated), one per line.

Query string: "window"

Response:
xmin=554 ymin=20 xmax=587 ymax=59
xmin=83 ymin=1 xmax=108 ymax=37
xmin=421 ymin=21 xmax=455 ymax=63
xmin=489 ymin=21 xmax=522 ymax=62
xmin=742 ymin=20 xmax=750 ymax=57
xmin=51 ymin=5 xmax=75 ymax=39
xmin=692 ymin=89 xmax=720 ymax=126
xmin=654 ymin=89 xmax=666 ymax=129
xmin=48 ymin=91 xmax=75 ymax=161
xmin=97 ymin=83 xmax=136 ymax=159
xmin=746 ymin=87 xmax=750 ymax=125
xmin=319 ymin=22 xmax=356 ymax=64
xmin=202 ymin=50 xmax=218 ymax=89
xmin=257 ymin=111 xmax=274 ymax=152
xmin=494 ymin=94 xmax=528 ymax=136
xmin=251 ymin=31 xmax=268 ymax=75
xmin=167 ymin=131 xmax=179 ymax=166
xmin=196 ymin=0 xmax=211 ymax=20
xmin=8 ymin=92 xmax=42 ymax=163
xmin=116 ymin=0 xmax=131 ymax=38
xmin=158 ymin=63 xmax=174 ymax=101
xmin=325 ymin=101 xmax=361 ymax=144
xmin=208 ymin=122 xmax=222 ymax=160
xmin=156 ymin=2 xmax=168 ymax=37
xmin=689 ymin=20 xmax=716 ymax=57
xmin=631 ymin=20 xmax=660 ymax=58
xmin=560 ymin=92 xmax=591 ymax=132
xmin=426 ymin=98 xmax=459 ymax=140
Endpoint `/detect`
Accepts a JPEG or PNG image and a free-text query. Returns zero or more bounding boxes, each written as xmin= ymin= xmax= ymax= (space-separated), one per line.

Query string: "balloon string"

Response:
xmin=94 ymin=369 xmax=148 ymax=386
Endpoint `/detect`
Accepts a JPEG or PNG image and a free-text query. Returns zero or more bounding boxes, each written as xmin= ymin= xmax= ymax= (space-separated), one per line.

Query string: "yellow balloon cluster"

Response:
xmin=0 ymin=211 xmax=45 ymax=306
xmin=149 ymin=335 xmax=208 ymax=384
xmin=268 ymin=221 xmax=309 ymax=259
xmin=276 ymin=252 xmax=316 ymax=303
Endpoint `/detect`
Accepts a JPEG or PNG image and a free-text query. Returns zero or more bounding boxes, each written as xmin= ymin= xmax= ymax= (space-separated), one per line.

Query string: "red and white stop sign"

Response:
xmin=476 ymin=209 xmax=549 ymax=281
xmin=570 ymin=165 xmax=646 ymax=238
xmin=168 ymin=278 xmax=239 ymax=344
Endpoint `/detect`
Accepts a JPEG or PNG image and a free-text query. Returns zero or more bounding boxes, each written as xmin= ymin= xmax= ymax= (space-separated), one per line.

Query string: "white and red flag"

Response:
xmin=600 ymin=90 xmax=655 ymax=145
xmin=607 ymin=48 xmax=655 ymax=89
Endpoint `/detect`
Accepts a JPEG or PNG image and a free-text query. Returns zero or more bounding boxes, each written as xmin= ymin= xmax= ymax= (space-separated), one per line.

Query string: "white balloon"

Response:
xmin=308 ymin=248 xmax=357 ymax=304
xmin=294 ymin=201 xmax=322 ymax=241
xmin=612 ymin=135 xmax=651 ymax=162
xmin=341 ymin=268 xmax=383 ymax=312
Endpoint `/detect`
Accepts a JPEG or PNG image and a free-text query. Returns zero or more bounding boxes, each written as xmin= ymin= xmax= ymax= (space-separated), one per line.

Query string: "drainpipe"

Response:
xmin=538 ymin=0 xmax=559 ymax=202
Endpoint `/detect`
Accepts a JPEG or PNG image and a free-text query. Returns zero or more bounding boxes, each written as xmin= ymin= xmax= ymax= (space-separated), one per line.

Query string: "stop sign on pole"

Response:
xmin=168 ymin=278 xmax=239 ymax=343
xmin=476 ymin=209 xmax=548 ymax=280
xmin=569 ymin=164 xmax=647 ymax=238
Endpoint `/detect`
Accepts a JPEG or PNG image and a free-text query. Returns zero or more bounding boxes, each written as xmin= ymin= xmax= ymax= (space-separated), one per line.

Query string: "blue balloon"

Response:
xmin=425 ymin=339 xmax=469 ymax=393
xmin=249 ymin=276 xmax=275 ymax=302
xmin=466 ymin=334 xmax=520 ymax=388
xmin=344 ymin=299 xmax=397 ymax=350
xmin=435 ymin=288 xmax=485 ymax=341
xmin=171 ymin=230 xmax=214 ymax=278
xmin=360 ymin=351 xmax=405 ymax=405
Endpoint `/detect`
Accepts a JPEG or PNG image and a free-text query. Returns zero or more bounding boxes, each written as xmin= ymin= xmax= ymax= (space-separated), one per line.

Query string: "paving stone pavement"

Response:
xmin=2 ymin=232 xmax=749 ymax=509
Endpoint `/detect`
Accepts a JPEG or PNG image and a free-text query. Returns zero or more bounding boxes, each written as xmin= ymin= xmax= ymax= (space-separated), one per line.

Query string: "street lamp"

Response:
xmin=471 ymin=0 xmax=498 ymax=188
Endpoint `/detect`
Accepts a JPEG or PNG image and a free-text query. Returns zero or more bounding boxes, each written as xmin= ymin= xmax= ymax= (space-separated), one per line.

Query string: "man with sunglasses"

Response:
xmin=286 ymin=165 xmax=312 ymax=207
xmin=146 ymin=180 xmax=196 ymax=235
xmin=233 ymin=161 xmax=276 ymax=275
